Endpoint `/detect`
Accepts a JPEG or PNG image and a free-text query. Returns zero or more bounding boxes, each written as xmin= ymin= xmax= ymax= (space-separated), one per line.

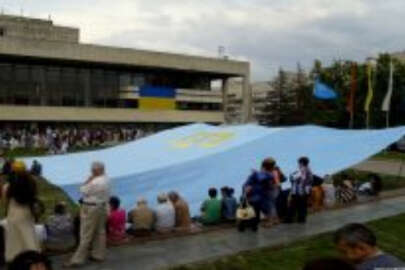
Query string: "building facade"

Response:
xmin=0 ymin=14 xmax=251 ymax=125
xmin=225 ymin=71 xmax=304 ymax=126
xmin=225 ymin=80 xmax=274 ymax=124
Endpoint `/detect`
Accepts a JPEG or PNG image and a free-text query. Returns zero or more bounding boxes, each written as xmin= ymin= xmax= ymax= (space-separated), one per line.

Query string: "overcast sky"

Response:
xmin=2 ymin=0 xmax=405 ymax=81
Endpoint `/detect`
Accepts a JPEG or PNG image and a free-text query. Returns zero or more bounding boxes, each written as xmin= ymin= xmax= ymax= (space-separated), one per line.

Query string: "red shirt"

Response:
xmin=107 ymin=208 xmax=126 ymax=242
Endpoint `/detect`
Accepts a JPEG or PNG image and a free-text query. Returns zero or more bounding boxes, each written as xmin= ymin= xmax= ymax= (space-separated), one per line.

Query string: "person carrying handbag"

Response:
xmin=241 ymin=158 xmax=275 ymax=231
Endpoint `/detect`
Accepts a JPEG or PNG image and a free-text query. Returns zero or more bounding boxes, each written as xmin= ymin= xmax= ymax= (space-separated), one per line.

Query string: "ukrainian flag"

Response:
xmin=138 ymin=85 xmax=176 ymax=110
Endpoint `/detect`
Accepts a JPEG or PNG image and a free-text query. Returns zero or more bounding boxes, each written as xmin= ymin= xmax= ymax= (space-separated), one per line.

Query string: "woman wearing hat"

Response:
xmin=2 ymin=160 xmax=41 ymax=263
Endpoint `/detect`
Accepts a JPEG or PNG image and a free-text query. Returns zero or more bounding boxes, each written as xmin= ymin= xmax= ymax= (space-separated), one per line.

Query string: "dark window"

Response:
xmin=0 ymin=27 xmax=4 ymax=36
xmin=60 ymin=67 xmax=78 ymax=107
xmin=91 ymin=69 xmax=106 ymax=107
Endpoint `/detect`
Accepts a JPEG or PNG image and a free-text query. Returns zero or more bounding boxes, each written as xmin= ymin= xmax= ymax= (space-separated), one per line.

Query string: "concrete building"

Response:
xmin=225 ymin=69 xmax=304 ymax=125
xmin=224 ymin=80 xmax=274 ymax=123
xmin=0 ymin=14 xmax=251 ymax=125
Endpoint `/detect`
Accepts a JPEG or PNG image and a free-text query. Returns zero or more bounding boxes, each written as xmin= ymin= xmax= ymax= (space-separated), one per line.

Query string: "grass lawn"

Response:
xmin=3 ymin=145 xmax=112 ymax=159
xmin=0 ymin=175 xmax=78 ymax=222
xmin=34 ymin=177 xmax=79 ymax=221
xmin=1 ymin=146 xmax=109 ymax=220
xmin=3 ymin=148 xmax=48 ymax=159
xmin=170 ymin=213 xmax=405 ymax=270
xmin=372 ymin=151 xmax=405 ymax=161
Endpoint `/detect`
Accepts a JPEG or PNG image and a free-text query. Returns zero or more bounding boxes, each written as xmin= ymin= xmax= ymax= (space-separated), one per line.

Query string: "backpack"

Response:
xmin=279 ymin=171 xmax=287 ymax=183
xmin=312 ymin=175 xmax=324 ymax=187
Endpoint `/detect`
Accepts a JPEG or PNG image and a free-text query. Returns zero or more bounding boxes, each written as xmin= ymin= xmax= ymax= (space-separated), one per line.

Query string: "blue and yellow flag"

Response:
xmin=139 ymin=86 xmax=176 ymax=110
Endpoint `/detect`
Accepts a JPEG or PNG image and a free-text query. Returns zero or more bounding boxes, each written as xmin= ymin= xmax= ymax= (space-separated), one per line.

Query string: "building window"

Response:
xmin=0 ymin=27 xmax=5 ymax=36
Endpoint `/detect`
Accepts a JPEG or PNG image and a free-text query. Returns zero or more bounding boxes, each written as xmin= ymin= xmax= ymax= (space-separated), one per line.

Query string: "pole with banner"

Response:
xmin=382 ymin=60 xmax=394 ymax=128
xmin=364 ymin=61 xmax=374 ymax=129
xmin=347 ymin=62 xmax=357 ymax=129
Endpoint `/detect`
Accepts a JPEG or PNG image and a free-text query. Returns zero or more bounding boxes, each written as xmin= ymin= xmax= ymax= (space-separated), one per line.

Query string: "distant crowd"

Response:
xmin=0 ymin=157 xmax=403 ymax=270
xmin=0 ymin=125 xmax=154 ymax=155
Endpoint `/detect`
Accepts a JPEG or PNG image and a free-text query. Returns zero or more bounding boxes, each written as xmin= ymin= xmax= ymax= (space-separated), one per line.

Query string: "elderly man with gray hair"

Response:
xmin=127 ymin=197 xmax=155 ymax=236
xmin=154 ymin=193 xmax=175 ymax=233
xmin=65 ymin=161 xmax=110 ymax=268
xmin=168 ymin=191 xmax=191 ymax=231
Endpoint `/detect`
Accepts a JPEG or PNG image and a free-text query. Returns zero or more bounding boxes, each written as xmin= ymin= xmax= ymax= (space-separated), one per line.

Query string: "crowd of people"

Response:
xmin=0 ymin=156 xmax=402 ymax=270
xmin=0 ymin=125 xmax=152 ymax=155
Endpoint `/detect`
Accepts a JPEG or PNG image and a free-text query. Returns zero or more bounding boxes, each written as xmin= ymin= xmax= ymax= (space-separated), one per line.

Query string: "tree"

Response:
xmin=306 ymin=54 xmax=405 ymax=128
xmin=294 ymin=62 xmax=312 ymax=123
xmin=262 ymin=68 xmax=299 ymax=126
xmin=261 ymin=54 xmax=405 ymax=128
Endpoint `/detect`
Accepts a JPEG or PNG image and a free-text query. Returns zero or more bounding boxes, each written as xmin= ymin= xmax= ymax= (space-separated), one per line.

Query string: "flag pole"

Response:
xmin=366 ymin=111 xmax=370 ymax=129
xmin=383 ymin=59 xmax=394 ymax=129
xmin=365 ymin=62 xmax=371 ymax=129
xmin=349 ymin=113 xmax=354 ymax=129
xmin=365 ymin=58 xmax=376 ymax=129
xmin=348 ymin=62 xmax=357 ymax=129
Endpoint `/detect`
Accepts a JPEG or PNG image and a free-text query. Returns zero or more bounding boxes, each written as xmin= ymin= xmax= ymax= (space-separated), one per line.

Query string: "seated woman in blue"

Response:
xmin=220 ymin=187 xmax=238 ymax=222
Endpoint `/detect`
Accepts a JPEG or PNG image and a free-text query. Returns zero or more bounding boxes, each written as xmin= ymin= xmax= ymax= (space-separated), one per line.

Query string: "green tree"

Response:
xmin=306 ymin=54 xmax=405 ymax=128
xmin=262 ymin=54 xmax=405 ymax=128
xmin=294 ymin=62 xmax=312 ymax=123
xmin=262 ymin=68 xmax=303 ymax=126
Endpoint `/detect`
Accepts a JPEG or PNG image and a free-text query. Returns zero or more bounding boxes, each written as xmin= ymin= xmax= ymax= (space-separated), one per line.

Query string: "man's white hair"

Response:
xmin=137 ymin=197 xmax=147 ymax=205
xmin=157 ymin=193 xmax=168 ymax=203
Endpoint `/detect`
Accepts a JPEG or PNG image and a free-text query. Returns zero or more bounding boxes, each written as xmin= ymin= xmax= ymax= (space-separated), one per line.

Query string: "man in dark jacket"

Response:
xmin=243 ymin=158 xmax=275 ymax=231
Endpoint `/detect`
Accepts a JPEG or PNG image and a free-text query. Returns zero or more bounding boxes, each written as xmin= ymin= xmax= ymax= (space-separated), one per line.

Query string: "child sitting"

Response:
xmin=200 ymin=188 xmax=222 ymax=225
xmin=44 ymin=202 xmax=76 ymax=252
xmin=107 ymin=196 xmax=127 ymax=245
xmin=221 ymin=187 xmax=238 ymax=222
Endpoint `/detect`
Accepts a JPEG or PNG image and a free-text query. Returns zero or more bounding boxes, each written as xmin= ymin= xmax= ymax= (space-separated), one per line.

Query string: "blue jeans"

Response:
xmin=268 ymin=189 xmax=280 ymax=218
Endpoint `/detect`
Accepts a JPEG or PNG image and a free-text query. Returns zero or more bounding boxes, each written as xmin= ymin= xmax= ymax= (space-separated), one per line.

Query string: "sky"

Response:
xmin=2 ymin=0 xmax=405 ymax=81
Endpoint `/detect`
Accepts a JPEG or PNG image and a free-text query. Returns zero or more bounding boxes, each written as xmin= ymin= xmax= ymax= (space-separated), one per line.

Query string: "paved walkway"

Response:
xmin=55 ymin=195 xmax=405 ymax=270
xmin=354 ymin=159 xmax=405 ymax=177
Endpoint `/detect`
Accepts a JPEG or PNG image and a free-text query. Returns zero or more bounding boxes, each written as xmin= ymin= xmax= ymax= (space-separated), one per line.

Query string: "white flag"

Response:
xmin=382 ymin=61 xmax=394 ymax=112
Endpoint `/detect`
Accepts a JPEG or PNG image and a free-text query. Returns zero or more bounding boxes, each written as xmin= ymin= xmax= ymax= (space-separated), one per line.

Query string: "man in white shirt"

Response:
xmin=66 ymin=161 xmax=110 ymax=267
xmin=154 ymin=193 xmax=175 ymax=233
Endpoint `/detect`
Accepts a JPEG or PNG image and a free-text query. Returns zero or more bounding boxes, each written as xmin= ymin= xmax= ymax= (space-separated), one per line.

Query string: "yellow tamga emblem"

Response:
xmin=170 ymin=131 xmax=235 ymax=149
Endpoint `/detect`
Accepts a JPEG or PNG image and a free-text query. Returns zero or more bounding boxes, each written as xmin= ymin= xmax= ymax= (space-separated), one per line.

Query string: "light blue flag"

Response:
xmin=313 ymin=80 xmax=338 ymax=100
xmin=23 ymin=124 xmax=405 ymax=215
